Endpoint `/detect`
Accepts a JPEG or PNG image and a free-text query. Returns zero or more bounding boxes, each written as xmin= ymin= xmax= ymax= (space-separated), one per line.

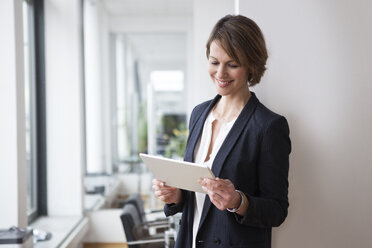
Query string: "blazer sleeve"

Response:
xmin=235 ymin=116 xmax=291 ymax=227
xmin=164 ymin=189 xmax=188 ymax=216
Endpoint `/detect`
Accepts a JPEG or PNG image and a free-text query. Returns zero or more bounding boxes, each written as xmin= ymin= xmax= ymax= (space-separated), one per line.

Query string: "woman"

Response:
xmin=152 ymin=15 xmax=291 ymax=248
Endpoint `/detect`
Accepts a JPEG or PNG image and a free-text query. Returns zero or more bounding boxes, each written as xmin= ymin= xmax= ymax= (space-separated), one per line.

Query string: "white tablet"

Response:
xmin=139 ymin=153 xmax=215 ymax=193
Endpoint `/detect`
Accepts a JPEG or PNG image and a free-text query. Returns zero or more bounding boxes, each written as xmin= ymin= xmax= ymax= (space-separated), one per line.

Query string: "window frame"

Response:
xmin=25 ymin=0 xmax=48 ymax=223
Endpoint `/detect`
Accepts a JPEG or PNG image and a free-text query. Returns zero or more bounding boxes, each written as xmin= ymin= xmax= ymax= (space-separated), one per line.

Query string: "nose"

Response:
xmin=216 ymin=65 xmax=227 ymax=78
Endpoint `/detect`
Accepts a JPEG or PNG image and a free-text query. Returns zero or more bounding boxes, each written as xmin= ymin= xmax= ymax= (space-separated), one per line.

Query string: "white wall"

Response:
xmin=84 ymin=209 xmax=126 ymax=243
xmin=188 ymin=0 xmax=235 ymax=114
xmin=240 ymin=1 xmax=372 ymax=247
xmin=0 ymin=0 xmax=27 ymax=229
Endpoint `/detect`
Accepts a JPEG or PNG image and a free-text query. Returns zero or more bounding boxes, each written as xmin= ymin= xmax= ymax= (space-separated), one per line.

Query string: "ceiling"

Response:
xmin=102 ymin=0 xmax=193 ymax=17
xmin=126 ymin=33 xmax=187 ymax=65
xmin=100 ymin=0 xmax=192 ymax=67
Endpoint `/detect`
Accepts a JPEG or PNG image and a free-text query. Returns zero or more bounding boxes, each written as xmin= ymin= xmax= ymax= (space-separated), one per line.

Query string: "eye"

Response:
xmin=210 ymin=61 xmax=219 ymax=65
xmin=228 ymin=64 xmax=239 ymax=68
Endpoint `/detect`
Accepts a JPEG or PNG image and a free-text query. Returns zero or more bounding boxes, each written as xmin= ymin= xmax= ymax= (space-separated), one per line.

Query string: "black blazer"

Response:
xmin=164 ymin=92 xmax=291 ymax=248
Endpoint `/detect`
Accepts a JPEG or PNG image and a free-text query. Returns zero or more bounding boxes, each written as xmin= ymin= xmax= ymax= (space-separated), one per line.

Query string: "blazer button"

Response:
xmin=196 ymin=240 xmax=204 ymax=248
xmin=214 ymin=238 xmax=221 ymax=245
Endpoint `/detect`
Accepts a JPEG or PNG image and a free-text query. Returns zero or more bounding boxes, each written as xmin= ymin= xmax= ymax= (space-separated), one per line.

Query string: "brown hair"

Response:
xmin=206 ymin=15 xmax=268 ymax=86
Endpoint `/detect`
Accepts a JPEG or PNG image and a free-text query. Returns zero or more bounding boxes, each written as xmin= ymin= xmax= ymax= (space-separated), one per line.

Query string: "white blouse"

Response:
xmin=191 ymin=110 xmax=237 ymax=248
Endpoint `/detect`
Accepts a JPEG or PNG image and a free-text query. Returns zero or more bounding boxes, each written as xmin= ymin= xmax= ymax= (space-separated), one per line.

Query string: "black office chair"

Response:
xmin=120 ymin=204 xmax=165 ymax=248
xmin=124 ymin=193 xmax=169 ymax=225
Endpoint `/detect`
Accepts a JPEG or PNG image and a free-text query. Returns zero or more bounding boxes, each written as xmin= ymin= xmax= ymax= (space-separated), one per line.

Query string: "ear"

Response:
xmin=248 ymin=73 xmax=253 ymax=82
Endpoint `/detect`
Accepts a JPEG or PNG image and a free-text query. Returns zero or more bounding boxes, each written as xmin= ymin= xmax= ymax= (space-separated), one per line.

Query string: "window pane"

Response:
xmin=150 ymin=70 xmax=187 ymax=158
xmin=113 ymin=34 xmax=188 ymax=173
xmin=23 ymin=0 xmax=37 ymax=217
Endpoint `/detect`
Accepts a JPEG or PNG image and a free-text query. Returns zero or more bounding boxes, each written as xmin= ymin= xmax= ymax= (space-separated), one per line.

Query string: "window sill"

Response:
xmin=30 ymin=216 xmax=89 ymax=248
xmin=84 ymin=175 xmax=121 ymax=211
xmin=85 ymin=194 xmax=105 ymax=212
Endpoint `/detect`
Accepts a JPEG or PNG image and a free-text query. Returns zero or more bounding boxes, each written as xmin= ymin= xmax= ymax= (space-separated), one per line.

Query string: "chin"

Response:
xmin=215 ymin=88 xmax=232 ymax=97
xmin=214 ymin=83 xmax=232 ymax=96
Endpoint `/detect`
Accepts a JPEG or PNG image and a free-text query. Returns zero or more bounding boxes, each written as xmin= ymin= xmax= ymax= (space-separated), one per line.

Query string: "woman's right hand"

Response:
xmin=152 ymin=179 xmax=182 ymax=205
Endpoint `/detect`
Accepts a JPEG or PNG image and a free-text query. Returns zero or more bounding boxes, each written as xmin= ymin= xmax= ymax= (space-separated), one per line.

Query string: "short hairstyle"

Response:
xmin=206 ymin=15 xmax=268 ymax=86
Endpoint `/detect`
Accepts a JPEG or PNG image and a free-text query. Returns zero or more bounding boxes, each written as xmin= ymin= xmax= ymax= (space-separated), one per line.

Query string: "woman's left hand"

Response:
xmin=198 ymin=177 xmax=241 ymax=211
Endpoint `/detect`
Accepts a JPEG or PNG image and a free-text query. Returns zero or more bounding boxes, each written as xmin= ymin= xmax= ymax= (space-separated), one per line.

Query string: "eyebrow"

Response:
xmin=209 ymin=56 xmax=236 ymax=63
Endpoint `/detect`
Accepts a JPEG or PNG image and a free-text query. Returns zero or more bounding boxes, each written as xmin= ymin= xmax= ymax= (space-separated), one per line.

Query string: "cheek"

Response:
xmin=235 ymin=70 xmax=249 ymax=82
xmin=207 ymin=65 xmax=216 ymax=77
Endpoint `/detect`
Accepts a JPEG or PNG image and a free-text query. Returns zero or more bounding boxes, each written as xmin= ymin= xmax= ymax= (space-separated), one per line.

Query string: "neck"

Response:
xmin=214 ymin=88 xmax=251 ymax=122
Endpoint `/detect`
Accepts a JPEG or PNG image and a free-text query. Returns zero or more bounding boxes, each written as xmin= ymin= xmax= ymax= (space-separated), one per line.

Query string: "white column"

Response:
xmin=100 ymin=6 xmax=113 ymax=174
xmin=44 ymin=0 xmax=85 ymax=216
xmin=84 ymin=0 xmax=103 ymax=173
xmin=84 ymin=0 xmax=112 ymax=174
xmin=0 ymin=0 xmax=27 ymax=228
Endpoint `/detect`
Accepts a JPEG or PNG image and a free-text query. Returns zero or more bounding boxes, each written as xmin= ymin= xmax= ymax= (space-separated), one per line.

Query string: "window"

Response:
xmin=150 ymin=70 xmax=187 ymax=158
xmin=113 ymin=33 xmax=188 ymax=173
xmin=23 ymin=0 xmax=38 ymax=220
xmin=23 ymin=0 xmax=47 ymax=222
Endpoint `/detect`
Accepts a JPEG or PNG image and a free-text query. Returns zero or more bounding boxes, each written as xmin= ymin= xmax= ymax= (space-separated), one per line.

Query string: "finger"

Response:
xmin=212 ymin=178 xmax=236 ymax=194
xmin=208 ymin=192 xmax=225 ymax=210
xmin=159 ymin=188 xmax=179 ymax=196
xmin=153 ymin=183 xmax=165 ymax=193
xmin=153 ymin=181 xmax=178 ymax=192
xmin=202 ymin=178 xmax=225 ymax=192
xmin=215 ymin=178 xmax=234 ymax=188
xmin=208 ymin=190 xmax=223 ymax=201
xmin=161 ymin=190 xmax=178 ymax=198
xmin=158 ymin=190 xmax=179 ymax=203
xmin=152 ymin=178 xmax=163 ymax=184
xmin=155 ymin=189 xmax=175 ymax=200
xmin=204 ymin=183 xmax=234 ymax=204
xmin=202 ymin=186 xmax=224 ymax=210
xmin=154 ymin=190 xmax=163 ymax=197
xmin=200 ymin=178 xmax=217 ymax=187
xmin=152 ymin=179 xmax=165 ymax=186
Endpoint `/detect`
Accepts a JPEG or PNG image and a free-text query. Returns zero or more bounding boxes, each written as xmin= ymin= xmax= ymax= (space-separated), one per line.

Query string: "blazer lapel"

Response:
xmin=198 ymin=92 xmax=260 ymax=231
xmin=211 ymin=93 xmax=259 ymax=177
xmin=184 ymin=95 xmax=221 ymax=163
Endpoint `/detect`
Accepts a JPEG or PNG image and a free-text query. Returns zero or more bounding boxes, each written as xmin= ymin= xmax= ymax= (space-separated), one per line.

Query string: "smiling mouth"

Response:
xmin=216 ymin=79 xmax=233 ymax=88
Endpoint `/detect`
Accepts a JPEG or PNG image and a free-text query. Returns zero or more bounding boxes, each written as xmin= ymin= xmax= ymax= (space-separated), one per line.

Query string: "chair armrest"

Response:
xmin=144 ymin=219 xmax=169 ymax=226
xmin=149 ymin=209 xmax=163 ymax=214
xmin=145 ymin=209 xmax=163 ymax=214
xmin=127 ymin=238 xmax=165 ymax=245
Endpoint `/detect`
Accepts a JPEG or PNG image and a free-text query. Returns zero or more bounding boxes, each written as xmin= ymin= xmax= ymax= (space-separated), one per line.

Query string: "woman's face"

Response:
xmin=208 ymin=41 xmax=249 ymax=98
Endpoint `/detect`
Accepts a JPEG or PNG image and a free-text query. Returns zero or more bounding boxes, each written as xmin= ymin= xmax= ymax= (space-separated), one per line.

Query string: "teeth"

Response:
xmin=218 ymin=80 xmax=231 ymax=86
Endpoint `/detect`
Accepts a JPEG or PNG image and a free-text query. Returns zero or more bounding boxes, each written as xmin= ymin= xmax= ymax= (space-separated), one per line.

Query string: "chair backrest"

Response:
xmin=120 ymin=204 xmax=141 ymax=244
xmin=125 ymin=193 xmax=146 ymax=222
xmin=120 ymin=200 xmax=167 ymax=248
